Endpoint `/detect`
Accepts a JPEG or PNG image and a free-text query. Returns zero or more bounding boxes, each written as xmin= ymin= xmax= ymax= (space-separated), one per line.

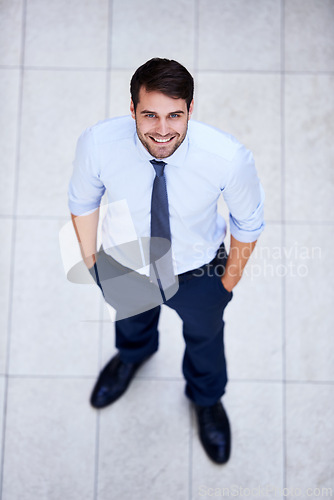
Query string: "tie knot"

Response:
xmin=150 ymin=159 xmax=166 ymax=177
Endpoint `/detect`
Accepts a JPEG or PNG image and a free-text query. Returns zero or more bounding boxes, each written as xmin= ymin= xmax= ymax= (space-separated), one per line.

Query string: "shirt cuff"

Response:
xmin=68 ymin=200 xmax=100 ymax=216
xmin=229 ymin=198 xmax=265 ymax=243
xmin=229 ymin=216 xmax=265 ymax=243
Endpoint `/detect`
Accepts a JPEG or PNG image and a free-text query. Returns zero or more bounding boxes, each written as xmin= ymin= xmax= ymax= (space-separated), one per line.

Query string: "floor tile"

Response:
xmin=0 ymin=220 xmax=13 ymax=374
xmin=109 ymin=69 xmax=135 ymax=118
xmin=285 ymin=0 xmax=334 ymax=72
xmin=192 ymin=382 xmax=283 ymax=498
xmin=2 ymin=0 xmax=334 ymax=496
xmin=225 ymin=224 xmax=283 ymax=381
xmin=111 ymin=0 xmax=195 ymax=70
xmin=286 ymin=383 xmax=334 ymax=492
xmin=17 ymin=69 xmax=106 ymax=217
xmin=0 ymin=69 xmax=20 ymax=215
xmin=0 ymin=0 xmax=23 ymax=66
xmin=2 ymin=377 xmax=96 ymax=500
xmin=9 ymin=219 xmax=101 ymax=376
xmin=285 ymin=74 xmax=334 ymax=222
xmin=98 ymin=379 xmax=189 ymax=500
xmin=196 ymin=72 xmax=281 ymax=221
xmin=198 ymin=0 xmax=281 ymax=71
xmin=285 ymin=225 xmax=334 ymax=381
xmin=25 ymin=0 xmax=108 ymax=68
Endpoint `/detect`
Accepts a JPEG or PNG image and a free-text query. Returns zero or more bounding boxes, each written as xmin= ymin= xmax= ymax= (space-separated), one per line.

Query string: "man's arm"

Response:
xmin=71 ymin=208 xmax=99 ymax=269
xmin=221 ymin=235 xmax=256 ymax=292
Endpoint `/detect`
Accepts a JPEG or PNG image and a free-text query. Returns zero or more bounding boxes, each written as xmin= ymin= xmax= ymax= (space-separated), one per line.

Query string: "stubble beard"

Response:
xmin=135 ymin=122 xmax=188 ymax=159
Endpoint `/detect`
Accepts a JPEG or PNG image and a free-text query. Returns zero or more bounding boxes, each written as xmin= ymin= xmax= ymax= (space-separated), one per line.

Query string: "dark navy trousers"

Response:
xmin=115 ymin=260 xmax=233 ymax=406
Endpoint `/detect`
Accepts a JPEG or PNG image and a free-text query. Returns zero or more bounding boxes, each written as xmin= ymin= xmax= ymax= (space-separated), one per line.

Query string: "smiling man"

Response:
xmin=131 ymin=86 xmax=193 ymax=159
xmin=68 ymin=58 xmax=265 ymax=464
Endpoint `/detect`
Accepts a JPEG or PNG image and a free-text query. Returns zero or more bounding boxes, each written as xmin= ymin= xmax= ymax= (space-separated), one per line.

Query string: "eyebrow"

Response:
xmin=140 ymin=109 xmax=185 ymax=115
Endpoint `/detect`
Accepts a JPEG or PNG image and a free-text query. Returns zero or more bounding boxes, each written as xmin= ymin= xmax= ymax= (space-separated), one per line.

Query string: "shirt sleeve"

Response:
xmin=68 ymin=127 xmax=106 ymax=216
xmin=221 ymin=144 xmax=265 ymax=243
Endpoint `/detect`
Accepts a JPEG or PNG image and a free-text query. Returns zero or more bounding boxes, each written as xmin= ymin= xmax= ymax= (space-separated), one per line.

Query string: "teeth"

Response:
xmin=152 ymin=137 xmax=172 ymax=143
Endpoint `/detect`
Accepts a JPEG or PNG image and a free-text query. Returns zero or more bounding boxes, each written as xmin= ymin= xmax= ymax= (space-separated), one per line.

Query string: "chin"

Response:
xmin=153 ymin=149 xmax=173 ymax=159
xmin=148 ymin=139 xmax=181 ymax=159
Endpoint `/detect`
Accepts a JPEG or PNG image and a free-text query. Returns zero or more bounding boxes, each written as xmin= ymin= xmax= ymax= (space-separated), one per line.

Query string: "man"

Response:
xmin=68 ymin=58 xmax=265 ymax=464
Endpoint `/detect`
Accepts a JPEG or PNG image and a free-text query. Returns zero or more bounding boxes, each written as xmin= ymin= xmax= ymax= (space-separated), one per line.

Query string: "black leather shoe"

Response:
xmin=90 ymin=353 xmax=145 ymax=409
xmin=194 ymin=401 xmax=231 ymax=464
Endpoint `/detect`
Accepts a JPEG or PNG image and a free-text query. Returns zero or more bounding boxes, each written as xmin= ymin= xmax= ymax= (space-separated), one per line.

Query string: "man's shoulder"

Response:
xmin=188 ymin=120 xmax=242 ymax=162
xmin=84 ymin=115 xmax=135 ymax=144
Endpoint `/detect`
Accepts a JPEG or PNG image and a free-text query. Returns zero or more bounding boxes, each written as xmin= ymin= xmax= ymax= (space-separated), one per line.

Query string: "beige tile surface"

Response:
xmin=196 ymin=72 xmax=281 ymax=221
xmin=285 ymin=0 xmax=334 ymax=72
xmin=2 ymin=377 xmax=96 ymax=500
xmin=0 ymin=0 xmax=23 ymax=66
xmin=285 ymin=225 xmax=334 ymax=382
xmin=225 ymin=224 xmax=283 ymax=381
xmin=198 ymin=0 xmax=281 ymax=71
xmin=192 ymin=382 xmax=284 ymax=498
xmin=98 ymin=379 xmax=189 ymax=500
xmin=1 ymin=0 xmax=334 ymax=496
xmin=110 ymin=0 xmax=196 ymax=70
xmin=9 ymin=219 xmax=101 ymax=376
xmin=0 ymin=220 xmax=12 ymax=374
xmin=286 ymin=383 xmax=334 ymax=491
xmin=17 ymin=69 xmax=106 ymax=217
xmin=0 ymin=69 xmax=20 ymax=215
xmin=285 ymin=74 xmax=334 ymax=222
xmin=25 ymin=0 xmax=109 ymax=68
xmin=109 ymin=69 xmax=135 ymax=118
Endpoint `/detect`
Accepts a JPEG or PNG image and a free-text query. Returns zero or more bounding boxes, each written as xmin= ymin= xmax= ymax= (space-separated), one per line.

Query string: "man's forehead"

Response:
xmin=139 ymin=108 xmax=185 ymax=115
xmin=137 ymin=87 xmax=187 ymax=105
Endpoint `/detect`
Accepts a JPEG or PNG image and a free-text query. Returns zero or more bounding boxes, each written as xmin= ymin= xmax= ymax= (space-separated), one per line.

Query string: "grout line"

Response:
xmin=281 ymin=1 xmax=287 ymax=496
xmin=1 ymin=65 xmax=334 ymax=76
xmin=270 ymin=220 xmax=334 ymax=225
xmin=93 ymin=411 xmax=101 ymax=500
xmin=104 ymin=70 xmax=111 ymax=121
xmin=3 ymin=374 xmax=98 ymax=380
xmin=193 ymin=0 xmax=199 ymax=73
xmin=104 ymin=0 xmax=113 ymax=120
xmin=94 ymin=3 xmax=113 ymax=497
xmin=0 ymin=214 xmax=71 ymax=220
xmin=1 ymin=373 xmax=333 ymax=385
xmin=2 ymin=214 xmax=334 ymax=226
xmin=227 ymin=378 xmax=334 ymax=386
xmin=93 ymin=300 xmax=107 ymax=500
xmin=0 ymin=66 xmax=108 ymax=72
xmin=0 ymin=1 xmax=27 ymax=498
xmin=189 ymin=69 xmax=334 ymax=75
xmin=188 ymin=9 xmax=198 ymax=487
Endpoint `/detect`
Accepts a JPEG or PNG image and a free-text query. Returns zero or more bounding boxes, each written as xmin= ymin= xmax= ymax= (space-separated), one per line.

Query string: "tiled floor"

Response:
xmin=1 ymin=1 xmax=334 ymax=499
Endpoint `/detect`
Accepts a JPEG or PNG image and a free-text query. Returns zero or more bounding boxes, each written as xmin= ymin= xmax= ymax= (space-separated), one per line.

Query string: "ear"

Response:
xmin=130 ymin=99 xmax=135 ymax=119
xmin=188 ymin=99 xmax=194 ymax=119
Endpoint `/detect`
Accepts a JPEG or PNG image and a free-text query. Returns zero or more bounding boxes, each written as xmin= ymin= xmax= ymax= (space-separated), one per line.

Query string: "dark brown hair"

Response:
xmin=130 ymin=58 xmax=194 ymax=111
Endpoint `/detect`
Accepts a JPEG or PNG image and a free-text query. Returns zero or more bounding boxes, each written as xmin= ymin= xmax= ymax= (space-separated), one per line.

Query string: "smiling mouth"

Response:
xmin=150 ymin=136 xmax=175 ymax=144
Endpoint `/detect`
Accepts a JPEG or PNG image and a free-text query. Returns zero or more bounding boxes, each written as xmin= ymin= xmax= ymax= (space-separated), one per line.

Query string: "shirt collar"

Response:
xmin=135 ymin=130 xmax=189 ymax=168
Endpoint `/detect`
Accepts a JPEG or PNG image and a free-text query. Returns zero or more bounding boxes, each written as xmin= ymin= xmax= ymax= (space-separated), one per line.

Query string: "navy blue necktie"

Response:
xmin=150 ymin=160 xmax=175 ymax=295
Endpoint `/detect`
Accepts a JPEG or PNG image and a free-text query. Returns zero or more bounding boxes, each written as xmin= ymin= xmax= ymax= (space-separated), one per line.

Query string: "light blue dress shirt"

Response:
xmin=68 ymin=116 xmax=265 ymax=275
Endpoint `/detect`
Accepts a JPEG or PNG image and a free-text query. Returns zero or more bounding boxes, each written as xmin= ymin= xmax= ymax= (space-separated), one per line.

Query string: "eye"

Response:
xmin=145 ymin=113 xmax=155 ymax=118
xmin=170 ymin=113 xmax=180 ymax=118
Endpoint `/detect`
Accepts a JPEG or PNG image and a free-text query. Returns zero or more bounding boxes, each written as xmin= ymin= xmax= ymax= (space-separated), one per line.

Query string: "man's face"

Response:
xmin=130 ymin=86 xmax=194 ymax=159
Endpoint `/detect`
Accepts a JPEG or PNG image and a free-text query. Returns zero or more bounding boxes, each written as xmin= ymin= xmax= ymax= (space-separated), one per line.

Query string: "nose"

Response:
xmin=156 ymin=118 xmax=169 ymax=136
